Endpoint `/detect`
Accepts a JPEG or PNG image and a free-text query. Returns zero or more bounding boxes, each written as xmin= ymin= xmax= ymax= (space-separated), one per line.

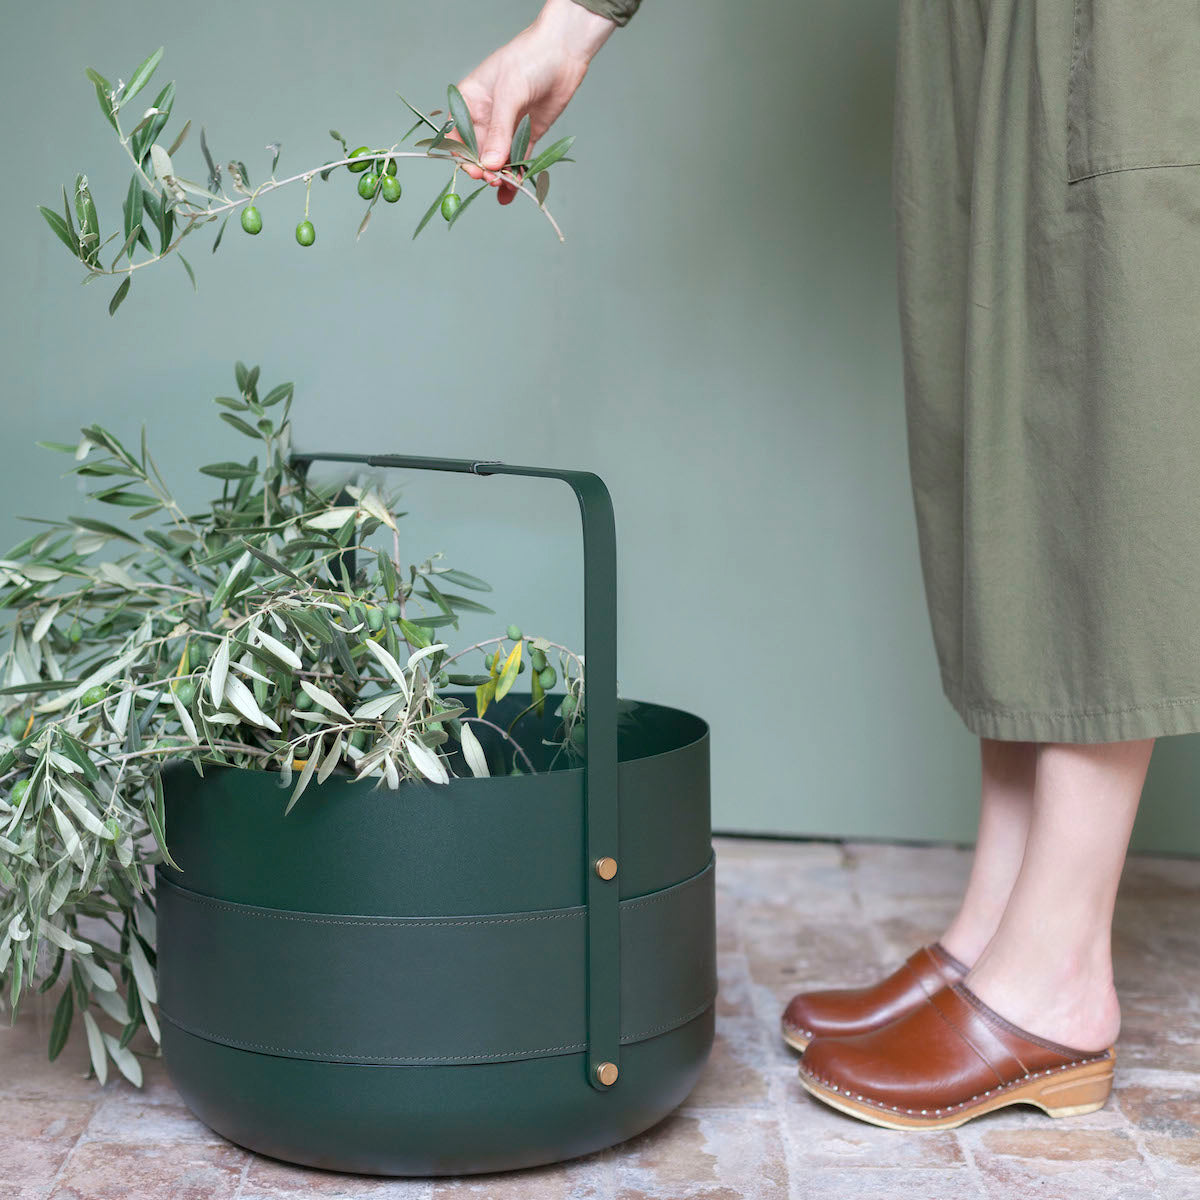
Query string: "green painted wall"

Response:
xmin=1 ymin=2 xmax=1193 ymax=852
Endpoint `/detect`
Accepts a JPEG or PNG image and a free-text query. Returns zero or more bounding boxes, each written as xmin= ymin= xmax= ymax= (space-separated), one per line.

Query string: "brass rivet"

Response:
xmin=596 ymin=1061 xmax=619 ymax=1087
xmin=595 ymin=856 xmax=618 ymax=881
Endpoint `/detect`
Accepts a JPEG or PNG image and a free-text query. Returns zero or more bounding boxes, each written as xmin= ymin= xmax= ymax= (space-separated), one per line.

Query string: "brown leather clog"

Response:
xmin=797 ymin=980 xmax=1116 ymax=1130
xmin=780 ymin=942 xmax=969 ymax=1052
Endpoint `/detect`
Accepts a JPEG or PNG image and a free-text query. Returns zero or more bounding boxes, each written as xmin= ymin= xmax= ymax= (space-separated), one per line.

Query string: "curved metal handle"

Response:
xmin=289 ymin=451 xmax=621 ymax=1091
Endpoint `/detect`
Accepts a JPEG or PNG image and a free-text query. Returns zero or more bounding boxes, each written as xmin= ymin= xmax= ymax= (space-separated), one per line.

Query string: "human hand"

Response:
xmin=453 ymin=0 xmax=615 ymax=204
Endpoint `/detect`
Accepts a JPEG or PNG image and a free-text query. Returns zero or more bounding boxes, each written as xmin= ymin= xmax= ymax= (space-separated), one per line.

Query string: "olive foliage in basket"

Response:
xmin=0 ymin=363 xmax=584 ymax=1083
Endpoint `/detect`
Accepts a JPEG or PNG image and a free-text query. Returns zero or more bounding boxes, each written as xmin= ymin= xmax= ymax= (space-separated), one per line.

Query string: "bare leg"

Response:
xmin=963 ymin=738 xmax=1154 ymax=1051
xmin=939 ymin=738 xmax=1038 ymax=966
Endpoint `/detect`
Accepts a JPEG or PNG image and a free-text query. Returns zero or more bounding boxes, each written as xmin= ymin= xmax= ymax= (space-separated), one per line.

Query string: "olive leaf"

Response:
xmin=413 ymin=176 xmax=456 ymax=240
xmin=167 ymin=119 xmax=191 ymax=157
xmin=120 ymin=47 xmax=164 ymax=109
xmin=510 ymin=114 xmax=531 ymax=167
xmin=200 ymin=125 xmax=221 ymax=193
xmin=446 ymin=85 xmax=478 ymax=157
xmin=85 ymin=67 xmax=118 ymax=132
xmin=458 ymin=720 xmax=489 ymax=778
xmin=447 ymin=184 xmax=487 ymax=229
xmin=38 ymin=207 xmax=79 ymax=258
xmin=525 ymin=135 xmax=575 ymax=178
xmin=107 ymin=278 xmax=131 ymax=317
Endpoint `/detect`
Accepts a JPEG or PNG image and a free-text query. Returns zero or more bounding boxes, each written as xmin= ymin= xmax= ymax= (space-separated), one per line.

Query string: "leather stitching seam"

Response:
xmin=924 ymin=990 xmax=1004 ymax=1086
xmin=158 ymin=995 xmax=717 ymax=1063
xmin=159 ymin=859 xmax=713 ymax=927
xmin=952 ymin=983 xmax=1100 ymax=1059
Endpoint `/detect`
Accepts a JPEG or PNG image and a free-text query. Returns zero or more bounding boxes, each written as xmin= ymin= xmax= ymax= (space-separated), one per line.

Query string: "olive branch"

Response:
xmin=38 ymin=47 xmax=577 ymax=316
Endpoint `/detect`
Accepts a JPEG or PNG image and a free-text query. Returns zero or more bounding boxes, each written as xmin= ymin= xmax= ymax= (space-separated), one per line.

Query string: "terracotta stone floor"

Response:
xmin=5 ymin=836 xmax=1200 ymax=1199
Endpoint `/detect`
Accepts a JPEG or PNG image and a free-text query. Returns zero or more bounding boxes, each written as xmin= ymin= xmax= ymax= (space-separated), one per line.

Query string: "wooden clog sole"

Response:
xmin=796 ymin=1049 xmax=1115 ymax=1131
xmin=780 ymin=1022 xmax=810 ymax=1053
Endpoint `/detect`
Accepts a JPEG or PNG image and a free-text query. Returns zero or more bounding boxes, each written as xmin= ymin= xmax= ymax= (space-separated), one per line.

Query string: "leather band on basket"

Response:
xmin=156 ymin=857 xmax=716 ymax=1067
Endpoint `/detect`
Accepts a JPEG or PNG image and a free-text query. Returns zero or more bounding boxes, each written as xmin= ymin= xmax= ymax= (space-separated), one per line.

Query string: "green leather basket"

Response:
xmin=155 ymin=454 xmax=715 ymax=1176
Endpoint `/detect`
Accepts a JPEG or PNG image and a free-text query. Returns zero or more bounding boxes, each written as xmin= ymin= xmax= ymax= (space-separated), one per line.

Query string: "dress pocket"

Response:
xmin=1067 ymin=0 xmax=1200 ymax=182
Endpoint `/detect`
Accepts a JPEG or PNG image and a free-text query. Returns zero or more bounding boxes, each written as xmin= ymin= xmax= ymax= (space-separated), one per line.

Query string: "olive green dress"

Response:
xmin=585 ymin=0 xmax=1200 ymax=743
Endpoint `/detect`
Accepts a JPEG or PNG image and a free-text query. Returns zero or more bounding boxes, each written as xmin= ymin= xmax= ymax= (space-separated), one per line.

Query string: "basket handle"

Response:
xmin=289 ymin=452 xmax=621 ymax=1091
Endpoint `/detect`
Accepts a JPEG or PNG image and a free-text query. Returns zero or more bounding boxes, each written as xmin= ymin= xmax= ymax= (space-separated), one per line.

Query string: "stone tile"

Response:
xmin=863 ymin=901 xmax=959 ymax=966
xmin=970 ymin=1152 xmax=1159 ymax=1199
xmin=714 ymin=953 xmax=755 ymax=1019
xmin=612 ymin=1113 xmax=787 ymax=1200
xmin=0 ymin=1005 xmax=103 ymax=1102
xmin=975 ymin=1126 xmax=1140 ymax=1161
xmin=82 ymin=1090 xmax=225 ymax=1145
xmin=1142 ymin=1132 xmax=1200 ymax=1167
xmin=711 ymin=838 xmax=845 ymax=869
xmin=430 ymin=1152 xmax=610 ymax=1199
xmin=1117 ymin=1078 xmax=1200 ymax=1138
xmin=680 ymin=1018 xmax=771 ymax=1111
xmin=0 ymin=1096 xmax=97 ymax=1193
xmin=713 ymin=887 xmax=741 ymax=955
xmin=1143 ymin=1167 xmax=1200 ymax=1200
xmin=791 ymin=1167 xmax=981 ymax=1200
xmin=242 ymin=1156 xmax=432 ymax=1197
xmin=1113 ymin=900 xmax=1200 ymax=976
xmin=1112 ymin=993 xmax=1200 ymax=1072
xmin=741 ymin=911 xmax=880 ymax=999
xmin=1118 ymin=856 xmax=1200 ymax=903
xmin=714 ymin=841 xmax=859 ymax=916
xmin=778 ymin=1073 xmax=966 ymax=1169
xmin=844 ymin=841 xmax=973 ymax=904
xmin=967 ymin=1118 xmax=1160 ymax=1200
xmin=49 ymin=1140 xmax=246 ymax=1199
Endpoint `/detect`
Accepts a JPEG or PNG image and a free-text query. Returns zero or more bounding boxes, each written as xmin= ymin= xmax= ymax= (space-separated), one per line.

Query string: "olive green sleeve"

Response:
xmin=569 ymin=0 xmax=642 ymax=26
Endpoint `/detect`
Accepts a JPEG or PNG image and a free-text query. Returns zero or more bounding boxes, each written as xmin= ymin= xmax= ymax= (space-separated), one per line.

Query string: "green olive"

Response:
xmin=441 ymin=192 xmax=462 ymax=221
xmin=240 ymin=206 xmax=262 ymax=235
xmin=295 ymin=690 xmax=314 ymax=711
xmin=67 ymin=620 xmax=83 ymax=644
xmin=570 ymin=722 xmax=586 ymax=747
xmin=560 ymin=694 xmax=577 ymax=719
xmin=381 ymin=176 xmax=402 ymax=204
xmin=375 ymin=152 xmax=398 ymax=176
xmin=436 ymin=671 xmax=449 ymax=687
xmin=484 ymin=652 xmax=495 ymax=671
xmin=358 ymin=172 xmax=380 ymax=200
xmin=506 ymin=624 xmax=522 ymax=642
xmin=530 ymin=648 xmax=547 ymax=673
xmin=295 ymin=219 xmax=316 ymax=247
xmin=366 ymin=607 xmax=385 ymax=632
xmin=10 ymin=779 xmax=29 ymax=806
xmin=347 ymin=146 xmax=372 ymax=173
xmin=385 ymin=601 xmax=402 ymax=621
xmin=175 ymin=680 xmax=196 ymax=709
xmin=7 ymin=714 xmax=26 ymax=737
xmin=538 ymin=666 xmax=557 ymax=690
xmin=81 ymin=685 xmax=107 ymax=707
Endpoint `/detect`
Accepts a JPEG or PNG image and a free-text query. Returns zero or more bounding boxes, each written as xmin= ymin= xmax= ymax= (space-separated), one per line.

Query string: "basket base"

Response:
xmin=162 ymin=1006 xmax=714 ymax=1176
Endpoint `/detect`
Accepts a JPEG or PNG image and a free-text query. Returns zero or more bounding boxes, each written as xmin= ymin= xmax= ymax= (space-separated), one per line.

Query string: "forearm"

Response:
xmin=535 ymin=0 xmax=623 ymax=55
